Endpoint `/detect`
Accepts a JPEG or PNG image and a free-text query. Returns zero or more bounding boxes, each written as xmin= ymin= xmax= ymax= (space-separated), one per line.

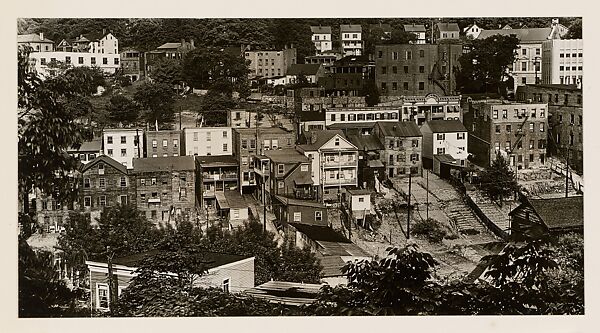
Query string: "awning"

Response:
xmin=215 ymin=192 xmax=229 ymax=210
xmin=434 ymin=154 xmax=457 ymax=164
xmin=368 ymin=160 xmax=385 ymax=168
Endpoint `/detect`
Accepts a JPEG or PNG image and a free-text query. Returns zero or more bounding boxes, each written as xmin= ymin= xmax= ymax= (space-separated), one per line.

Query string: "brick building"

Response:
xmin=244 ymin=46 xmax=297 ymax=79
xmin=233 ymin=127 xmax=296 ymax=193
xmin=515 ymin=84 xmax=583 ymax=173
xmin=145 ymin=130 xmax=182 ymax=158
xmin=120 ymin=48 xmax=144 ymax=82
xmin=378 ymin=94 xmax=463 ymax=125
xmin=132 ymin=156 xmax=198 ymax=224
xmin=319 ymin=55 xmax=375 ymax=96
xmin=373 ymin=121 xmax=422 ymax=178
xmin=541 ymin=39 xmax=583 ymax=86
xmin=273 ymin=195 xmax=327 ymax=227
xmin=182 ymin=127 xmax=233 ymax=157
xmin=375 ymin=43 xmax=462 ymax=97
xmin=80 ymin=155 xmax=135 ymax=218
xmin=464 ymin=101 xmax=548 ymax=171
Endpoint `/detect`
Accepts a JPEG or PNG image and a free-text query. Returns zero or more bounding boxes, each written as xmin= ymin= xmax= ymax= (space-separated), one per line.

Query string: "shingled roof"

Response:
xmin=82 ymin=155 xmax=127 ymax=174
xmin=476 ymin=28 xmax=553 ymax=42
xmin=404 ymin=24 xmax=426 ymax=32
xmin=311 ymin=26 xmax=332 ymax=34
xmin=425 ymin=119 xmax=467 ymax=133
xmin=529 ymin=197 xmax=583 ymax=230
xmin=133 ymin=156 xmax=195 ymax=173
xmin=377 ymin=121 xmax=422 ymax=137
xmin=437 ymin=22 xmax=460 ymax=32
xmin=18 ymin=34 xmax=54 ymax=44
xmin=340 ymin=24 xmax=362 ymax=33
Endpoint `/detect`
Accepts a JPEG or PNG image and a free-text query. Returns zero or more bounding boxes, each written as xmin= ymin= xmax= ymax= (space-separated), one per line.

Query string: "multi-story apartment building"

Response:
xmin=340 ymin=25 xmax=363 ymax=56
xmin=379 ymin=94 xmax=463 ymax=125
xmin=297 ymin=130 xmax=359 ymax=202
xmin=17 ymin=33 xmax=54 ymax=52
xmin=132 ymin=156 xmax=197 ymax=224
xmin=516 ymin=84 xmax=583 ymax=173
xmin=375 ymin=43 xmax=462 ymax=97
xmin=70 ymin=31 xmax=119 ymax=54
xmin=102 ymin=128 xmax=144 ymax=169
xmin=196 ymin=155 xmax=239 ymax=209
xmin=404 ymin=24 xmax=427 ymax=44
xmin=145 ymin=130 xmax=182 ymax=158
xmin=120 ymin=49 xmax=144 ymax=82
xmin=320 ymin=55 xmax=376 ymax=96
xmin=244 ymin=46 xmax=297 ymax=79
xmin=80 ymin=155 xmax=135 ymax=219
xmin=325 ymin=106 xmax=400 ymax=127
xmin=541 ymin=39 xmax=583 ymax=86
xmin=310 ymin=26 xmax=333 ymax=53
xmin=420 ymin=120 xmax=469 ymax=170
xmin=182 ymin=127 xmax=233 ymax=157
xmin=477 ymin=27 xmax=561 ymax=92
xmin=464 ymin=101 xmax=548 ymax=171
xmin=434 ymin=23 xmax=460 ymax=42
xmin=292 ymin=87 xmax=367 ymax=132
xmin=28 ymin=51 xmax=121 ymax=76
xmin=263 ymin=149 xmax=315 ymax=203
xmin=373 ymin=121 xmax=422 ymax=178
xmin=233 ymin=127 xmax=296 ymax=192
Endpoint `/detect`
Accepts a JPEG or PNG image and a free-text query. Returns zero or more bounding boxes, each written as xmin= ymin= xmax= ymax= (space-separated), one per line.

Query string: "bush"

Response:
xmin=412 ymin=218 xmax=448 ymax=243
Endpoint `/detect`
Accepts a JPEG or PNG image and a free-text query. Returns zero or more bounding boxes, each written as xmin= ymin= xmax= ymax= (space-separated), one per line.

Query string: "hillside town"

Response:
xmin=17 ymin=17 xmax=584 ymax=317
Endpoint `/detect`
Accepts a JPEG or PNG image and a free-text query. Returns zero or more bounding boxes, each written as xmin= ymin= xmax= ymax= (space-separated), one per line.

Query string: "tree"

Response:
xmin=198 ymin=89 xmax=236 ymax=126
xmin=106 ymin=94 xmax=140 ymax=126
xmin=479 ymin=154 xmax=519 ymax=206
xmin=18 ymin=47 xmax=98 ymax=217
xmin=361 ymin=79 xmax=380 ymax=106
xmin=564 ymin=19 xmax=582 ymax=39
xmin=133 ymin=81 xmax=176 ymax=129
xmin=150 ymin=58 xmax=183 ymax=86
xmin=455 ymin=34 xmax=519 ymax=96
xmin=19 ymin=238 xmax=85 ymax=317
xmin=388 ymin=29 xmax=417 ymax=44
xmin=181 ymin=47 xmax=249 ymax=90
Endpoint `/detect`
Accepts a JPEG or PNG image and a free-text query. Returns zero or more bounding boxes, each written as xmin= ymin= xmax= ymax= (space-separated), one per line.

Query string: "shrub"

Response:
xmin=412 ymin=218 xmax=448 ymax=243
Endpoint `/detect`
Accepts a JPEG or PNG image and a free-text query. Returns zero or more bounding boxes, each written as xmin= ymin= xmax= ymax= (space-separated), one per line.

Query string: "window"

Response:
xmin=437 ymin=148 xmax=446 ymax=154
xmin=278 ymin=164 xmax=284 ymax=174
xmin=293 ymin=212 xmax=301 ymax=222
xmin=392 ymin=51 xmax=398 ymax=60
xmin=529 ymin=154 xmax=534 ymax=163
xmin=99 ymin=178 xmax=106 ymax=189
xmin=492 ymin=110 xmax=498 ymax=119
xmin=540 ymin=109 xmax=545 ymax=118
xmin=103 ymin=57 xmax=108 ymax=65
xmin=392 ymin=66 xmax=397 ymax=74
xmin=419 ymin=65 xmax=425 ymax=73
xmin=193 ymin=132 xmax=198 ymax=141
xmin=65 ymin=56 xmax=71 ymax=64
xmin=173 ymin=139 xmax=178 ymax=148
xmin=99 ymin=195 xmax=106 ymax=206
xmin=120 ymin=177 xmax=127 ymax=187
xmin=222 ymin=279 xmax=230 ymax=293
xmin=540 ymin=123 xmax=545 ymax=132
xmin=152 ymin=139 xmax=157 ymax=148
xmin=403 ymin=66 xmax=409 ymax=74
xmin=84 ymin=196 xmax=91 ymax=208
xmin=529 ymin=123 xmax=535 ymax=132
xmin=121 ymin=149 xmax=126 ymax=157
xmin=418 ymin=82 xmax=424 ymax=90
xmin=410 ymin=153 xmax=419 ymax=162
xmin=392 ymin=82 xmax=397 ymax=90
xmin=84 ymin=178 xmax=91 ymax=189
xmin=564 ymin=94 xmax=569 ymax=105
xmin=250 ymin=140 xmax=256 ymax=149
xmin=301 ymin=164 xmax=309 ymax=172
xmin=521 ymin=62 xmax=527 ymax=71
xmin=96 ymin=284 xmax=109 ymax=309
xmin=406 ymin=50 xmax=412 ymax=60
xmin=330 ymin=114 xmax=336 ymax=122
xmin=223 ymin=143 xmax=228 ymax=151
xmin=107 ymin=136 xmax=113 ymax=144
xmin=378 ymin=50 xmax=383 ymax=58
xmin=78 ymin=56 xmax=84 ymax=64
xmin=419 ymin=50 xmax=425 ymax=58
xmin=403 ymin=82 xmax=409 ymax=90
xmin=529 ymin=140 xmax=534 ymax=149
xmin=505 ymin=141 xmax=511 ymax=150
xmin=536 ymin=48 xmax=540 ymax=56
xmin=335 ymin=138 xmax=340 ymax=146
xmin=114 ymin=58 xmax=119 ymax=65
xmin=522 ymin=77 xmax=527 ymax=84
xmin=412 ymin=139 xmax=419 ymax=147
xmin=151 ymin=210 xmax=157 ymax=219
xmin=107 ymin=149 xmax=113 ymax=157
xmin=494 ymin=142 xmax=500 ymax=151
xmin=381 ymin=66 xmax=387 ymax=74
xmin=502 ymin=110 xmax=508 ymax=119
xmin=522 ymin=48 xmax=527 ymax=56
xmin=161 ymin=139 xmax=167 ymax=148
xmin=437 ymin=133 xmax=445 ymax=140
xmin=206 ymin=132 xmax=211 ymax=141
xmin=314 ymin=211 xmax=323 ymax=222
xmin=506 ymin=125 xmax=512 ymax=133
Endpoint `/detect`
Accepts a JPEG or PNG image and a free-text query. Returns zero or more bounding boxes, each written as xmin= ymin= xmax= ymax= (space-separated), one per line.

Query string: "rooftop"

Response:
xmin=476 ymin=27 xmax=553 ymax=42
xmin=437 ymin=22 xmax=460 ymax=32
xmin=216 ymin=190 xmax=248 ymax=209
xmin=289 ymin=223 xmax=350 ymax=243
xmin=82 ymin=155 xmax=127 ymax=174
xmin=404 ymin=24 xmax=426 ymax=32
xmin=310 ymin=26 xmax=332 ymax=34
xmin=18 ymin=33 xmax=54 ymax=44
xmin=425 ymin=119 xmax=467 ymax=133
xmin=68 ymin=138 xmax=102 ymax=152
xmin=234 ymin=127 xmax=292 ymax=135
xmin=340 ymin=24 xmax=362 ymax=33
xmin=523 ymin=84 xmax=581 ymax=92
xmin=299 ymin=129 xmax=347 ymax=151
xmin=133 ymin=156 xmax=195 ymax=173
xmin=347 ymin=188 xmax=372 ymax=195
xmin=377 ymin=121 xmax=422 ymax=137
xmin=264 ymin=149 xmax=310 ymax=164
xmin=275 ymin=195 xmax=325 ymax=209
xmin=195 ymin=155 xmax=238 ymax=167
xmin=157 ymin=42 xmax=183 ymax=49
xmin=287 ymin=63 xmax=322 ymax=76
xmin=243 ymin=281 xmax=323 ymax=306
xmin=529 ymin=197 xmax=583 ymax=230
xmin=346 ymin=134 xmax=383 ymax=151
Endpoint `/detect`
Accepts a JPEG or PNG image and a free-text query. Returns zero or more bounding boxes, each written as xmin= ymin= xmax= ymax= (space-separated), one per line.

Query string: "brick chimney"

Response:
xmin=39 ymin=32 xmax=44 ymax=40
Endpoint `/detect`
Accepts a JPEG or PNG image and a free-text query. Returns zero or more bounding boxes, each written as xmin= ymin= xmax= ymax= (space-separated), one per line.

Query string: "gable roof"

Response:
xmin=68 ymin=138 xmax=102 ymax=152
xmin=289 ymin=223 xmax=350 ymax=243
xmin=17 ymin=34 xmax=54 ymax=44
xmin=346 ymin=134 xmax=384 ymax=151
xmin=299 ymin=129 xmax=354 ymax=151
xmin=528 ymin=197 xmax=583 ymax=230
xmin=437 ymin=22 xmax=460 ymax=32
xmin=98 ymin=249 xmax=250 ymax=270
xmin=287 ymin=64 xmax=322 ymax=76
xmin=476 ymin=28 xmax=552 ymax=42
xmin=264 ymin=149 xmax=309 ymax=164
xmin=157 ymin=42 xmax=182 ymax=49
xmin=404 ymin=24 xmax=426 ymax=33
xmin=311 ymin=26 xmax=332 ymax=34
xmin=425 ymin=119 xmax=467 ymax=133
xmin=82 ymin=155 xmax=127 ymax=174
xmin=133 ymin=156 xmax=195 ymax=173
xmin=340 ymin=24 xmax=362 ymax=33
xmin=377 ymin=121 xmax=422 ymax=137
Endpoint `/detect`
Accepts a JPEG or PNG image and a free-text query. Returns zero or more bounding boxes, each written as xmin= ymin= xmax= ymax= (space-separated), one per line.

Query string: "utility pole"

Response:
xmin=262 ymin=180 xmax=266 ymax=233
xmin=135 ymin=128 xmax=141 ymax=158
xmin=565 ymin=145 xmax=570 ymax=198
xmin=407 ymin=170 xmax=412 ymax=239
xmin=426 ymin=168 xmax=429 ymax=221
xmin=106 ymin=247 xmax=117 ymax=313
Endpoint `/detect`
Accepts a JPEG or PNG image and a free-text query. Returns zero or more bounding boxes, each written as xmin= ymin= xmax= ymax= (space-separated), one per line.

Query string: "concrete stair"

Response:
xmin=445 ymin=200 xmax=487 ymax=235
xmin=469 ymin=191 xmax=510 ymax=232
